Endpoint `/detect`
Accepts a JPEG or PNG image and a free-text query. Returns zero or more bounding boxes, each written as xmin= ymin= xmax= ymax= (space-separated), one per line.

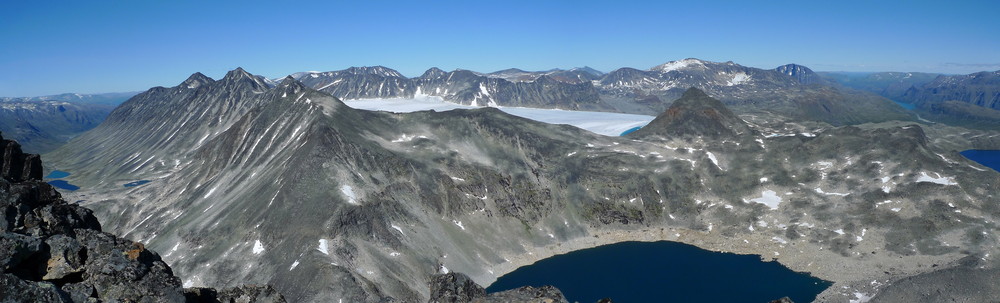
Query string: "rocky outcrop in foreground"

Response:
xmin=428 ymin=273 xmax=569 ymax=303
xmin=0 ymin=132 xmax=285 ymax=302
xmin=1 ymin=132 xmax=42 ymax=182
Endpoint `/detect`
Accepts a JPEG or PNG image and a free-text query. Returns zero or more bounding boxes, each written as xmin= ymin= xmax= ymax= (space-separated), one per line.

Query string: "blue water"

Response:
xmin=960 ymin=150 xmax=1000 ymax=172
xmin=892 ymin=100 xmax=916 ymax=110
xmin=47 ymin=180 xmax=80 ymax=191
xmin=620 ymin=126 xmax=643 ymax=136
xmin=44 ymin=170 xmax=71 ymax=179
xmin=123 ymin=180 xmax=152 ymax=187
xmin=486 ymin=241 xmax=830 ymax=303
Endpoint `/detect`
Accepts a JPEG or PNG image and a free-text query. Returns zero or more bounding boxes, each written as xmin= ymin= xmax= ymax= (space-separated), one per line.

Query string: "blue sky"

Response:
xmin=1 ymin=0 xmax=998 ymax=96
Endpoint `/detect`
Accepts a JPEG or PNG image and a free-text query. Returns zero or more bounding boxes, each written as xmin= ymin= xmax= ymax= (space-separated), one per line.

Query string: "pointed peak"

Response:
xmin=279 ymin=75 xmax=296 ymax=85
xmin=681 ymin=87 xmax=709 ymax=99
xmin=223 ymin=67 xmax=253 ymax=80
xmin=180 ymin=72 xmax=214 ymax=89
xmin=420 ymin=67 xmax=447 ymax=79
xmin=627 ymin=87 xmax=752 ymax=140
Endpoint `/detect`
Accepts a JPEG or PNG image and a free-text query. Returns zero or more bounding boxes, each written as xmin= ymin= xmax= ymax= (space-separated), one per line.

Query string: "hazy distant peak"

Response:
xmin=775 ymin=64 xmax=821 ymax=85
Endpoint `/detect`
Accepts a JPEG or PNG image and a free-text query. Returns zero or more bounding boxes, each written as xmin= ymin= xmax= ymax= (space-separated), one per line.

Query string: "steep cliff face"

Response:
xmin=0 ymin=136 xmax=285 ymax=302
xmin=1 ymin=132 xmax=42 ymax=182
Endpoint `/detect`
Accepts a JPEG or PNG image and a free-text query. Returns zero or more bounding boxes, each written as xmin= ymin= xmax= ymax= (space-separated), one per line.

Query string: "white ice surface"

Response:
xmin=343 ymin=97 xmax=654 ymax=136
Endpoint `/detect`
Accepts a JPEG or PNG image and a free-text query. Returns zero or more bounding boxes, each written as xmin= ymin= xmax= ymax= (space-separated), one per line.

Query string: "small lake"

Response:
xmin=486 ymin=241 xmax=831 ymax=303
xmin=45 ymin=170 xmax=80 ymax=191
xmin=45 ymin=170 xmax=71 ymax=179
xmin=961 ymin=150 xmax=1000 ymax=172
xmin=892 ymin=100 xmax=916 ymax=111
xmin=124 ymin=180 xmax=152 ymax=187
xmin=47 ymin=180 xmax=80 ymax=191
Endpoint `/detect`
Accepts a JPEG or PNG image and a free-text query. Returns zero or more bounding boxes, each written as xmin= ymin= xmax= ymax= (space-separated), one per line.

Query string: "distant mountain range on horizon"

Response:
xmin=4 ymin=58 xmax=1000 ymax=153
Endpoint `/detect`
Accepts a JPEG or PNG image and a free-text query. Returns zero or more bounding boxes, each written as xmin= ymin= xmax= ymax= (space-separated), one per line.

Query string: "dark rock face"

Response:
xmin=184 ymin=285 xmax=287 ymax=303
xmin=428 ymin=273 xmax=486 ymax=303
xmin=1 ymin=132 xmax=43 ymax=182
xmin=427 ymin=272 xmax=568 ymax=303
xmin=0 ymin=136 xmax=285 ymax=302
xmin=626 ymin=87 xmax=754 ymax=140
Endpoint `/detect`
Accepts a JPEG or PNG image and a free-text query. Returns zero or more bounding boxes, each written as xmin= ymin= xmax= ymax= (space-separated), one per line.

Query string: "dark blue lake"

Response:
xmin=961 ymin=150 xmax=1000 ymax=172
xmin=45 ymin=170 xmax=71 ymax=179
xmin=486 ymin=241 xmax=831 ymax=303
xmin=47 ymin=180 xmax=80 ymax=191
xmin=124 ymin=180 xmax=151 ymax=187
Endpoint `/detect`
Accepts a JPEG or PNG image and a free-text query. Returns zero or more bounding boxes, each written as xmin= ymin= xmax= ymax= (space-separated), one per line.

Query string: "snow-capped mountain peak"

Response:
xmin=650 ymin=58 xmax=710 ymax=72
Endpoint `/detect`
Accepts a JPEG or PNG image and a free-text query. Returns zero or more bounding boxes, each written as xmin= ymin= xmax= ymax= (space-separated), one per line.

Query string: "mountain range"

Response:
xmin=282 ymin=59 xmax=914 ymax=127
xmin=40 ymin=67 xmax=1000 ymax=302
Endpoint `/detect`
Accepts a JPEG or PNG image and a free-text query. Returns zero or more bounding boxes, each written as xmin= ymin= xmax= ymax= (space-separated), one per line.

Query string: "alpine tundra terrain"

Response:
xmin=43 ymin=67 xmax=1000 ymax=302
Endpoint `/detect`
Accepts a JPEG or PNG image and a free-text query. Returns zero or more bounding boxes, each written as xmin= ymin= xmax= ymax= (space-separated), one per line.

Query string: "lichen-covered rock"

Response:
xmin=427 ymin=272 xmax=569 ymax=303
xmin=0 ymin=273 xmax=70 ymax=303
xmin=184 ymin=284 xmax=288 ymax=303
xmin=476 ymin=285 xmax=568 ymax=303
xmin=42 ymin=235 xmax=86 ymax=280
xmin=428 ymin=273 xmax=487 ymax=303
xmin=0 ymin=232 xmax=43 ymax=273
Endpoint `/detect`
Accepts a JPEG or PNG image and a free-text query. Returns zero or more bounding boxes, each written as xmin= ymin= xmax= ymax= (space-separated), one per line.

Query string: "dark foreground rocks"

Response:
xmin=0 ymin=132 xmax=285 ymax=302
xmin=428 ymin=273 xmax=568 ymax=303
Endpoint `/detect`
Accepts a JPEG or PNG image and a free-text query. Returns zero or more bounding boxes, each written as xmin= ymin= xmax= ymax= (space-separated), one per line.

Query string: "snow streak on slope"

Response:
xmin=343 ymin=97 xmax=654 ymax=136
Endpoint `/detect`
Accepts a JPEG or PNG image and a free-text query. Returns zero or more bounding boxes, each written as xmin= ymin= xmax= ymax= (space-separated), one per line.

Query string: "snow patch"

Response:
xmin=318 ymin=239 xmax=329 ymax=255
xmin=706 ymin=152 xmax=720 ymax=168
xmin=916 ymin=172 xmax=957 ymax=185
xmin=815 ymin=187 xmax=850 ymax=196
xmin=849 ymin=292 xmax=873 ymax=303
xmin=747 ymin=190 xmax=782 ymax=210
xmin=727 ymin=72 xmax=751 ymax=86
xmin=289 ymin=260 xmax=300 ymax=271
xmin=252 ymin=240 xmax=265 ymax=254
xmin=341 ymin=185 xmax=359 ymax=205
xmin=453 ymin=220 xmax=465 ymax=230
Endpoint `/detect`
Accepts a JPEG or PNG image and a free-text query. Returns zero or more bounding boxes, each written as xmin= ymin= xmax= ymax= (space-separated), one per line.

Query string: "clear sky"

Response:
xmin=1 ymin=0 xmax=998 ymax=96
